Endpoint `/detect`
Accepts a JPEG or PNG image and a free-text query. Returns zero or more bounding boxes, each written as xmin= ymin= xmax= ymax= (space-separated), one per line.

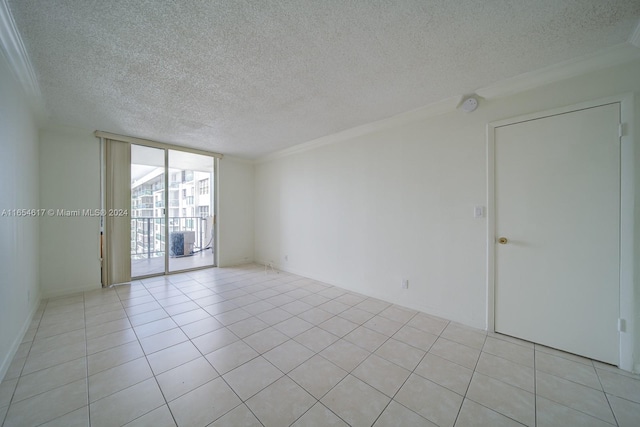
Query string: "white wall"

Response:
xmin=217 ymin=156 xmax=255 ymax=266
xmin=0 ymin=53 xmax=41 ymax=380
xmin=37 ymin=130 xmax=254 ymax=291
xmin=255 ymin=112 xmax=488 ymax=327
xmin=39 ymin=126 xmax=101 ymax=297
xmin=255 ymin=59 xmax=640 ymax=367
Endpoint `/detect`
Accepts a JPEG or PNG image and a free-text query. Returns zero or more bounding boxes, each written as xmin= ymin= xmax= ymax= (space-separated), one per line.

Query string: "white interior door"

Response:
xmin=494 ymin=103 xmax=620 ymax=364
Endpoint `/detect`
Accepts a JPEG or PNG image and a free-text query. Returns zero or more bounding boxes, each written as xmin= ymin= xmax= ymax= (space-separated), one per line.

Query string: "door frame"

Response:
xmin=486 ymin=94 xmax=635 ymax=371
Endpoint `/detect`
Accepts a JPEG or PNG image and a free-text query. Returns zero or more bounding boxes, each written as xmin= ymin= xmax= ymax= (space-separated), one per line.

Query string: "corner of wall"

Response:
xmin=217 ymin=156 xmax=256 ymax=268
xmin=0 ymin=42 xmax=41 ymax=381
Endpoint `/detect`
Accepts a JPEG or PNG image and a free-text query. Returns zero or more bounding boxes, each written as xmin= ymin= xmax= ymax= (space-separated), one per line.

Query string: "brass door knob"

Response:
xmin=498 ymin=237 xmax=508 ymax=245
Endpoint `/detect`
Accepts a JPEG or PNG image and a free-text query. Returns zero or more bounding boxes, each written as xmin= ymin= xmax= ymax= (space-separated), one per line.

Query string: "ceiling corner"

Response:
xmin=476 ymin=42 xmax=640 ymax=101
xmin=0 ymin=0 xmax=46 ymax=122
xmin=629 ymin=19 xmax=640 ymax=47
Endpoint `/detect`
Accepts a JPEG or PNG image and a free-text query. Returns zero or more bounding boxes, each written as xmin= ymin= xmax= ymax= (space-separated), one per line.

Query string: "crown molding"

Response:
xmin=258 ymin=36 xmax=640 ymax=164
xmin=477 ymin=41 xmax=640 ymax=100
xmin=220 ymin=154 xmax=254 ymax=165
xmin=256 ymin=95 xmax=461 ymax=164
xmin=0 ymin=0 xmax=45 ymax=122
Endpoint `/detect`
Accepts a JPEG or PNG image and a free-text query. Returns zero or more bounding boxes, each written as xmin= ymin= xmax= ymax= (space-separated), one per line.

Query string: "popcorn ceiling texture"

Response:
xmin=7 ymin=0 xmax=640 ymax=158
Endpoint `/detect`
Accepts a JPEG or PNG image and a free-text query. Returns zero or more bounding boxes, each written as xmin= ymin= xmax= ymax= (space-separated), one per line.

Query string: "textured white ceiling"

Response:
xmin=7 ymin=0 xmax=640 ymax=158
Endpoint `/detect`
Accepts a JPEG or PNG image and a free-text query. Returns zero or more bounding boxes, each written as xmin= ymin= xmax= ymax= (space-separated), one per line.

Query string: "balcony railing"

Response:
xmin=133 ymin=189 xmax=153 ymax=197
xmin=131 ymin=216 xmax=212 ymax=259
xmin=134 ymin=203 xmax=154 ymax=209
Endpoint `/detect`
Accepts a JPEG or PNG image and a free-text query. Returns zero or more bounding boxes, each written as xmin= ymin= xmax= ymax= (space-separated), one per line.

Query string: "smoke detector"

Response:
xmin=460 ymin=97 xmax=478 ymax=113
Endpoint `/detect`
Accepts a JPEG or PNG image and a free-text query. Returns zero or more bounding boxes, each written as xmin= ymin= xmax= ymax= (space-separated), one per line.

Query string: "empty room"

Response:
xmin=1 ymin=1 xmax=640 ymax=426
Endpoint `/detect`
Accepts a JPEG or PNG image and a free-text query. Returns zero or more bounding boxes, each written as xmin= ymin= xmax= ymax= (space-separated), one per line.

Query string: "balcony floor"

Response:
xmin=131 ymin=250 xmax=215 ymax=277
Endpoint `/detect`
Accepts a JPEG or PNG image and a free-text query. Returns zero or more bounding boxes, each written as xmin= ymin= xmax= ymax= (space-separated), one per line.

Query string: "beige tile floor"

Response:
xmin=1 ymin=264 xmax=639 ymax=426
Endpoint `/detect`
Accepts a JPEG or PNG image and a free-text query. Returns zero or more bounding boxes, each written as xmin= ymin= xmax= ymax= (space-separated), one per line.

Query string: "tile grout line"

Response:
xmin=467 ymin=336 xmax=537 ymax=426
xmin=284 ymin=370 xmax=349 ymax=427
xmin=289 ymin=307 xmax=398 ymax=425
xmin=211 ymin=273 xmax=364 ymax=425
xmin=368 ymin=310 xmax=439 ymax=427
xmin=84 ymin=281 xmax=173 ymax=425
xmin=594 ymin=362 xmax=620 ymax=427
xmin=138 ymin=273 xmax=267 ymax=425
xmin=452 ymin=329 xmax=488 ymax=426
xmin=333 ymin=306 xmax=440 ymax=424
xmin=199 ymin=271 xmax=308 ymax=426
xmin=7 ymin=297 xmax=92 ymax=425
xmin=534 ymin=344 xmax=625 ymax=425
xmin=130 ymin=278 xmax=181 ymax=426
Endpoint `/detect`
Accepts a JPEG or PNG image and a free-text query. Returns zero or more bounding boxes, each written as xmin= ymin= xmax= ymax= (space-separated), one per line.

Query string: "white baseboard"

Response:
xmin=0 ymin=295 xmax=41 ymax=382
xmin=218 ymin=258 xmax=254 ymax=268
xmin=42 ymin=283 xmax=101 ymax=299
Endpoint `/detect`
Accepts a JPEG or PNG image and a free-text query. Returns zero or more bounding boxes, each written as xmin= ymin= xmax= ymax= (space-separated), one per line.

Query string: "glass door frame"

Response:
xmin=130 ymin=142 xmax=218 ymax=280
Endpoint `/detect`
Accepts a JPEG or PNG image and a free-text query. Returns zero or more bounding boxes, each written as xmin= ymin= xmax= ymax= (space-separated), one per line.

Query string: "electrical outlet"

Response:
xmin=402 ymin=279 xmax=409 ymax=289
xmin=618 ymin=318 xmax=626 ymax=332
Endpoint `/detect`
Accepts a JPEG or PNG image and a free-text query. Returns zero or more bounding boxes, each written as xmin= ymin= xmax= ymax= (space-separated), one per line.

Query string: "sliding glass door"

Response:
xmin=131 ymin=145 xmax=165 ymax=277
xmin=168 ymin=150 xmax=215 ymax=273
xmin=130 ymin=145 xmax=215 ymax=278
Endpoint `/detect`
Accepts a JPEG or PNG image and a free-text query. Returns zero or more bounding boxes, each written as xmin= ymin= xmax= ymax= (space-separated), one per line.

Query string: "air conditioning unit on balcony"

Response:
xmin=169 ymin=231 xmax=195 ymax=257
